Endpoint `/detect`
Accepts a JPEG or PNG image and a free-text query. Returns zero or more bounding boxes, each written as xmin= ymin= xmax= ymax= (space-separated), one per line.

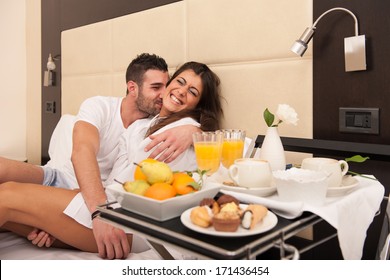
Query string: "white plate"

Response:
xmin=326 ymin=175 xmax=359 ymax=197
xmin=180 ymin=204 xmax=278 ymax=237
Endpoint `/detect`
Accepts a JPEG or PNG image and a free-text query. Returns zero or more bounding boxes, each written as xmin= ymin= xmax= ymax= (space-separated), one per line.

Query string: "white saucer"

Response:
xmin=221 ymin=183 xmax=277 ymax=197
xmin=326 ymin=175 xmax=359 ymax=197
xmin=205 ymin=172 xmax=277 ymax=197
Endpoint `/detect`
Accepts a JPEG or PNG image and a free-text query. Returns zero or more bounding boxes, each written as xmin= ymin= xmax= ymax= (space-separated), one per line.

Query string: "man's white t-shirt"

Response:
xmin=61 ymin=96 xmax=125 ymax=189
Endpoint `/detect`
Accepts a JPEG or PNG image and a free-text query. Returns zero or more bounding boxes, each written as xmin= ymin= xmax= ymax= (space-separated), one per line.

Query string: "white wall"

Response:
xmin=0 ymin=0 xmax=27 ymax=160
xmin=25 ymin=0 xmax=41 ymax=164
xmin=0 ymin=0 xmax=41 ymax=164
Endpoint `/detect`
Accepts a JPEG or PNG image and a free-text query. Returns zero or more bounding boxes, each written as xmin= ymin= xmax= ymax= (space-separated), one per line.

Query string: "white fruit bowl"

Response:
xmin=106 ymin=183 xmax=220 ymax=221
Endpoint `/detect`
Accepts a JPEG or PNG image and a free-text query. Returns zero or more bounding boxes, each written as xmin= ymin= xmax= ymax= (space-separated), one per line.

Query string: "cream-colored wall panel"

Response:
xmin=112 ymin=2 xmax=186 ymax=71
xmin=62 ymin=75 xmax=112 ymax=115
xmin=214 ymin=59 xmax=312 ymax=140
xmin=112 ymin=73 xmax=130 ymax=98
xmin=187 ymin=0 xmax=313 ymax=64
xmin=61 ymin=1 xmax=313 ymax=146
xmin=62 ymin=21 xmax=112 ymax=76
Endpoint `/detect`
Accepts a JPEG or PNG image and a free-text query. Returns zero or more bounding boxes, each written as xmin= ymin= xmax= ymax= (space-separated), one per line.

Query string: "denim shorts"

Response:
xmin=41 ymin=166 xmax=73 ymax=189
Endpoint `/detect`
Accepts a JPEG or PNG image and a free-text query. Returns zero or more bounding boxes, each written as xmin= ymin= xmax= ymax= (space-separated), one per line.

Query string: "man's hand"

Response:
xmin=72 ymin=121 xmax=130 ymax=259
xmin=92 ymin=218 xmax=130 ymax=259
xmin=145 ymin=125 xmax=201 ymax=163
xmin=27 ymin=228 xmax=56 ymax=248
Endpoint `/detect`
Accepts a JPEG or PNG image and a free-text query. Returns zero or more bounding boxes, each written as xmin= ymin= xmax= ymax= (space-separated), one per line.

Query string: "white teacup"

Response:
xmin=228 ymin=158 xmax=272 ymax=188
xmin=301 ymin=157 xmax=349 ymax=188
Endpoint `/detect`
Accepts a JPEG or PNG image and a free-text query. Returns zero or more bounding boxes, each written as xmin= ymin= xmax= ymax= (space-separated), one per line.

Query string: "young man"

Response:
xmin=0 ymin=53 xmax=199 ymax=258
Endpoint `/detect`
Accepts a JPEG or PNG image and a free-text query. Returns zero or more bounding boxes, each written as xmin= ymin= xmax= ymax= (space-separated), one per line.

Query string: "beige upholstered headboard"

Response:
xmin=62 ymin=0 xmax=313 ymax=140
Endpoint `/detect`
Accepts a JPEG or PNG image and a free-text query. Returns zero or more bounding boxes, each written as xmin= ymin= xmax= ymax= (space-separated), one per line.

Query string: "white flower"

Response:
xmin=275 ymin=104 xmax=299 ymax=126
xmin=263 ymin=104 xmax=299 ymax=127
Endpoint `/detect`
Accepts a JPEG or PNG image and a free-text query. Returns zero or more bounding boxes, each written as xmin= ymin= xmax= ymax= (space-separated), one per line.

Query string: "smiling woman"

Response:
xmin=161 ymin=70 xmax=203 ymax=116
xmin=145 ymin=61 xmax=223 ymax=136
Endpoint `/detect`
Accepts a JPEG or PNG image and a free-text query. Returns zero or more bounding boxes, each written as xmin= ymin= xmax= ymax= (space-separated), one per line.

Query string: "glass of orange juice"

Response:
xmin=220 ymin=129 xmax=246 ymax=168
xmin=193 ymin=131 xmax=223 ymax=175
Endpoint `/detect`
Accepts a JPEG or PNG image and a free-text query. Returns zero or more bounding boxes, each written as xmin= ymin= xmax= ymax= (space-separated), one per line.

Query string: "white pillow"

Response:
xmin=45 ymin=114 xmax=76 ymax=169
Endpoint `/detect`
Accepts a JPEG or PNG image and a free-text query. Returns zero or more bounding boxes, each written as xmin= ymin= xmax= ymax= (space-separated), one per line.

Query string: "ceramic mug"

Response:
xmin=301 ymin=157 xmax=349 ymax=188
xmin=228 ymin=158 xmax=272 ymax=188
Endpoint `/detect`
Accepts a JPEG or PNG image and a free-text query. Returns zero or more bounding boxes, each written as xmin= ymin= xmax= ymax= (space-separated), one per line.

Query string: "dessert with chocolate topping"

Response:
xmin=216 ymin=194 xmax=239 ymax=207
xmin=199 ymin=198 xmax=220 ymax=215
xmin=199 ymin=197 xmax=216 ymax=207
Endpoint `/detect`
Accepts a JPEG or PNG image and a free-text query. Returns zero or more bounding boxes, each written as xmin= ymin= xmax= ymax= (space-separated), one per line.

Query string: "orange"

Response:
xmin=143 ymin=182 xmax=177 ymax=200
xmin=134 ymin=158 xmax=158 ymax=180
xmin=171 ymin=172 xmax=199 ymax=195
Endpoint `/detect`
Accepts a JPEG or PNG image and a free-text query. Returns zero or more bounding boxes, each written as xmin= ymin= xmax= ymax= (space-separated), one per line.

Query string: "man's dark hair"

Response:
xmin=125 ymin=53 xmax=168 ymax=88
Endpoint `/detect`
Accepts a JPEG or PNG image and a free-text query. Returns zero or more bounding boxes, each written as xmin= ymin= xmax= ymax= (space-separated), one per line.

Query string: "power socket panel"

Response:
xmin=339 ymin=107 xmax=379 ymax=134
xmin=45 ymin=101 xmax=56 ymax=114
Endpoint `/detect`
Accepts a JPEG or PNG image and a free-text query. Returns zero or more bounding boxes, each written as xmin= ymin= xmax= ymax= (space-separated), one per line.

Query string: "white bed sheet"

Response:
xmin=0 ymin=231 xmax=184 ymax=260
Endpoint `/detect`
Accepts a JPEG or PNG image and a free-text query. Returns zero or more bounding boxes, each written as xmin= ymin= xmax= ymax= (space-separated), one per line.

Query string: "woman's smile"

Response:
xmin=169 ymin=93 xmax=183 ymax=105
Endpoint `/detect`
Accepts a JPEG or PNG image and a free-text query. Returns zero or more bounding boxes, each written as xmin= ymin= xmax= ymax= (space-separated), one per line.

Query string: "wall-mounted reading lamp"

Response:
xmin=44 ymin=53 xmax=60 ymax=86
xmin=291 ymin=7 xmax=366 ymax=72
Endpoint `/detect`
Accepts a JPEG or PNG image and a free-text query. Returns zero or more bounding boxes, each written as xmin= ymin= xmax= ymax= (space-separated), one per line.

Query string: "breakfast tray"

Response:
xmin=98 ymin=204 xmax=322 ymax=260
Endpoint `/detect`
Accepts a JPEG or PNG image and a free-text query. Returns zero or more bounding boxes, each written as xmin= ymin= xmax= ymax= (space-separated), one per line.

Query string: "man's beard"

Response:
xmin=136 ymin=92 xmax=161 ymax=116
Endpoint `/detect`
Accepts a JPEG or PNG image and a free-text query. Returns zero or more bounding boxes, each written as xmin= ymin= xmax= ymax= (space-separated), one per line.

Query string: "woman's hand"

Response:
xmin=145 ymin=125 xmax=201 ymax=162
xmin=27 ymin=228 xmax=56 ymax=247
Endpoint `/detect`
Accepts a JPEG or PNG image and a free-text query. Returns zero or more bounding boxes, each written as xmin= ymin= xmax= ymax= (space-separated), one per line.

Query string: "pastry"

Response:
xmin=212 ymin=211 xmax=240 ymax=232
xmin=199 ymin=198 xmax=220 ymax=215
xmin=220 ymin=201 xmax=241 ymax=216
xmin=190 ymin=206 xmax=212 ymax=228
xmin=216 ymin=194 xmax=239 ymax=207
xmin=241 ymin=204 xmax=268 ymax=230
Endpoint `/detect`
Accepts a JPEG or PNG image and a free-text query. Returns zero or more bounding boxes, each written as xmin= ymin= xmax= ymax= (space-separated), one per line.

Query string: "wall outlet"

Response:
xmin=45 ymin=101 xmax=56 ymax=113
xmin=339 ymin=107 xmax=379 ymax=134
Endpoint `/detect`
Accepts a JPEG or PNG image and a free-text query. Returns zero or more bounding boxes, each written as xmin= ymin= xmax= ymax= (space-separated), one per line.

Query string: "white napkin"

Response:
xmin=222 ymin=175 xmax=384 ymax=260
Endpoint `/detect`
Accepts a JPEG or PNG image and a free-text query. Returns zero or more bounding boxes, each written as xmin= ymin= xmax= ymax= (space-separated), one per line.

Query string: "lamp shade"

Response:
xmin=291 ymin=40 xmax=308 ymax=57
xmin=47 ymin=53 xmax=56 ymax=71
xmin=290 ymin=27 xmax=315 ymax=56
